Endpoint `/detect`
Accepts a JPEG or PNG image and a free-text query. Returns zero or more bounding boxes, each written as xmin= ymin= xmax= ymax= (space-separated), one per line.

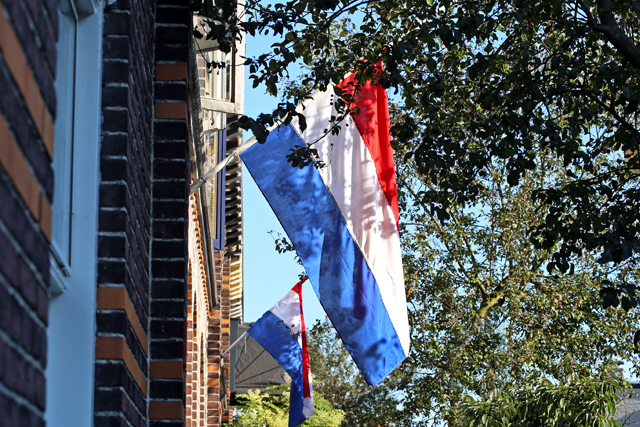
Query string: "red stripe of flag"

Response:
xmin=293 ymin=278 xmax=312 ymax=398
xmin=337 ymin=68 xmax=400 ymax=228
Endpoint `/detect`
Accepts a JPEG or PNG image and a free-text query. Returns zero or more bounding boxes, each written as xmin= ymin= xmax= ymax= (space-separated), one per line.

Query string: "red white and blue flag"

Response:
xmin=241 ymin=72 xmax=410 ymax=386
xmin=247 ymin=280 xmax=314 ymax=427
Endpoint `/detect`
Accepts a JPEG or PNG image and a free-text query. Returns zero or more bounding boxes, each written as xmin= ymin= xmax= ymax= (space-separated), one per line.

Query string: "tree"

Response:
xmin=233 ymin=384 xmax=345 ymax=426
xmin=269 ymin=127 xmax=640 ymax=424
xmin=194 ymin=0 xmax=640 ymax=277
xmin=192 ymin=0 xmax=640 ymax=423
xmin=307 ymin=318 xmax=412 ymax=426
xmin=397 ymin=143 xmax=640 ymax=424
xmin=455 ymin=374 xmax=627 ymax=427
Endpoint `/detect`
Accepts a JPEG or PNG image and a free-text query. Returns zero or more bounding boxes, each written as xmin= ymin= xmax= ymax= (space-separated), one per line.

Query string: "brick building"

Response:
xmin=0 ymin=0 xmax=244 ymax=424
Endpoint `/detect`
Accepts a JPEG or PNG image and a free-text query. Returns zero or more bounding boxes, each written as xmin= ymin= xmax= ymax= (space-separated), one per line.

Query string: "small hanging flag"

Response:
xmin=247 ymin=279 xmax=313 ymax=427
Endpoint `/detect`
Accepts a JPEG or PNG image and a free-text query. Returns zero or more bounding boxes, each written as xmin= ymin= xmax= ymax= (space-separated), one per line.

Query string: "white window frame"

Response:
xmin=49 ymin=0 xmax=78 ymax=295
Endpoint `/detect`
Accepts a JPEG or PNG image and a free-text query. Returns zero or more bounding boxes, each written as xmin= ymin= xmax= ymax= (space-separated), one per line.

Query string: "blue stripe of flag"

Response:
xmin=248 ymin=309 xmax=306 ymax=427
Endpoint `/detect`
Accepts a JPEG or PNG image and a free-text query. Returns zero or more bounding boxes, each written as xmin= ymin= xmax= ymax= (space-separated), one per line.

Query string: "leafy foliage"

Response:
xmin=194 ymin=0 xmax=640 ymax=272
xmin=233 ymin=384 xmax=345 ymax=426
xmin=194 ymin=0 xmax=640 ymax=423
xmin=398 ymin=145 xmax=640 ymax=424
xmin=454 ymin=374 xmax=627 ymax=427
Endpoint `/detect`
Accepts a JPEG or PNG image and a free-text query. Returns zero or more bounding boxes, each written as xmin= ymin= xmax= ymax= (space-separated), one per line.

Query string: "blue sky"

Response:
xmin=240 ymin=31 xmax=326 ymax=326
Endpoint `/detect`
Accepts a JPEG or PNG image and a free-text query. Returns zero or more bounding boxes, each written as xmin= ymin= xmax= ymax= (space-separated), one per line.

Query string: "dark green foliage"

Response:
xmin=398 ymin=145 xmax=640 ymax=424
xmin=194 ymin=0 xmax=640 ymax=273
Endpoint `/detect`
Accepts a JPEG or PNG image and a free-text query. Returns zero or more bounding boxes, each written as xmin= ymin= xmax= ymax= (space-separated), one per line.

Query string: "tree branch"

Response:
xmin=476 ymin=287 xmax=505 ymax=320
xmin=450 ymin=205 xmax=482 ymax=272
xmin=578 ymin=0 xmax=640 ymax=69
xmin=578 ymin=87 xmax=640 ymax=138
xmin=396 ymin=172 xmax=477 ymax=284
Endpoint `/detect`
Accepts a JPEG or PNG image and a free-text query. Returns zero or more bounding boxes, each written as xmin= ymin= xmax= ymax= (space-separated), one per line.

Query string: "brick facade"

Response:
xmin=148 ymin=0 xmax=194 ymax=422
xmin=95 ymin=0 xmax=156 ymax=423
xmin=206 ymin=252 xmax=232 ymax=426
xmin=1 ymin=0 xmax=242 ymax=423
xmin=0 ymin=0 xmax=56 ymax=424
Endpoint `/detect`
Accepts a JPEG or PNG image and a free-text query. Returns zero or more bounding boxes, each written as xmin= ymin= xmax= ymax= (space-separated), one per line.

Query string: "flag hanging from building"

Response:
xmin=247 ymin=280 xmax=314 ymax=427
xmin=240 ymin=71 xmax=410 ymax=386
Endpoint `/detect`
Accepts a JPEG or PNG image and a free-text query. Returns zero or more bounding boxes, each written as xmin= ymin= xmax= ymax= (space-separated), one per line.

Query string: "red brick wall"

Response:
xmin=207 ymin=252 xmax=232 ymax=426
xmin=97 ymin=0 xmax=199 ymax=425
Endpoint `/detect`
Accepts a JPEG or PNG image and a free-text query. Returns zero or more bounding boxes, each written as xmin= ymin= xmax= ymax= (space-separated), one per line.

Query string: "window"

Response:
xmin=202 ymin=50 xmax=232 ymax=102
xmin=49 ymin=0 xmax=78 ymax=295
xmin=204 ymin=126 xmax=227 ymax=250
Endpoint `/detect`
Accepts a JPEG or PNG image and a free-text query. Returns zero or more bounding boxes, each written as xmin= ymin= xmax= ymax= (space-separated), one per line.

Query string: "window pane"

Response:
xmin=51 ymin=7 xmax=77 ymax=269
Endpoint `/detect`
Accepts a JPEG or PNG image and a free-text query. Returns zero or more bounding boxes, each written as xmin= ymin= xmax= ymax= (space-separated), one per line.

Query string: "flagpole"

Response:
xmin=190 ymin=101 xmax=321 ymax=196
xmin=189 ymin=136 xmax=258 ymax=195
xmin=222 ymin=331 xmax=248 ymax=357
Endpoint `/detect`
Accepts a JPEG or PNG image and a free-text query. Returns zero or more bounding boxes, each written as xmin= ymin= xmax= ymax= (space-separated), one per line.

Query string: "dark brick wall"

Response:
xmin=149 ymin=0 xmax=194 ymax=421
xmin=0 ymin=0 xmax=57 ymax=116
xmin=0 ymin=0 xmax=56 ymax=424
xmin=95 ymin=0 xmax=156 ymax=423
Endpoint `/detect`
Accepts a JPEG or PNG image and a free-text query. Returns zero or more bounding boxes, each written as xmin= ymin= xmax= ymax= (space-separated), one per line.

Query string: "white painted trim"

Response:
xmin=50 ymin=0 xmax=77 ymax=281
xmin=233 ymin=6 xmax=245 ymax=116
xmin=201 ymin=96 xmax=238 ymax=114
xmin=44 ymin=6 xmax=104 ymax=427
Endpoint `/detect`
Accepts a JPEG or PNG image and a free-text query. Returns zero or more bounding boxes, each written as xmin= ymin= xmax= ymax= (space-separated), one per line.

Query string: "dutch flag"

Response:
xmin=247 ymin=280 xmax=314 ymax=427
xmin=241 ymin=71 xmax=410 ymax=386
